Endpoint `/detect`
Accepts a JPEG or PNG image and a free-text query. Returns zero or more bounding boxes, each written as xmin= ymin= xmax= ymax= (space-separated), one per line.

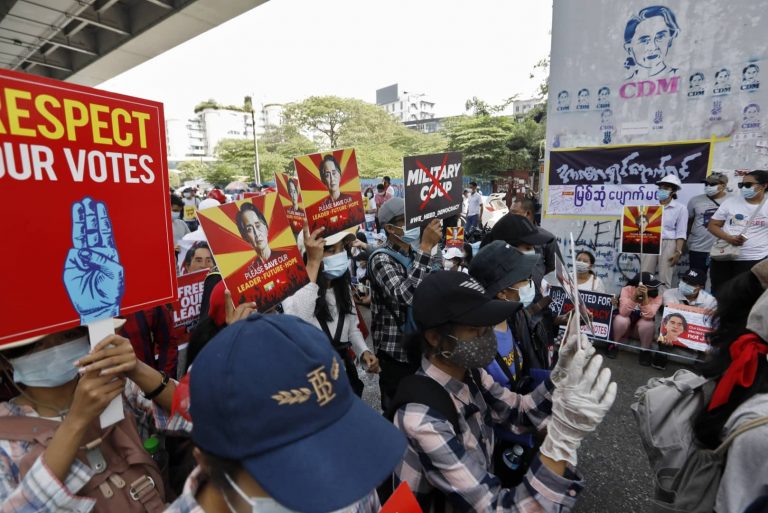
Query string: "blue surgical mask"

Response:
xmin=657 ymin=189 xmax=672 ymax=201
xmin=11 ymin=337 xmax=90 ymax=387
xmin=705 ymin=185 xmax=720 ymax=197
xmin=322 ymin=251 xmax=350 ymax=279
xmin=678 ymin=281 xmax=698 ymax=297
xmin=741 ymin=186 xmax=759 ymax=200
xmin=224 ymin=474 xmax=354 ymax=513
xmin=398 ymin=226 xmax=420 ymax=244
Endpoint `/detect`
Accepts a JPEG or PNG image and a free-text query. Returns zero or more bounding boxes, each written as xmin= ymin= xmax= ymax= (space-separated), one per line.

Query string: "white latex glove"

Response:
xmin=550 ymin=332 xmax=596 ymax=387
xmin=540 ymin=353 xmax=617 ymax=466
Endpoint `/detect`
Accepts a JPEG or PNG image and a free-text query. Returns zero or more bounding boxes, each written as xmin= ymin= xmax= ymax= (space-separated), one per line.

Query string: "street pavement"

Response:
xmin=357 ymin=306 xmax=687 ymax=512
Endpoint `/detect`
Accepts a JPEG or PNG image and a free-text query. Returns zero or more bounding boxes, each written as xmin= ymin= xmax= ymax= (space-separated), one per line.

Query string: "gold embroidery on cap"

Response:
xmin=271 ymin=388 xmax=312 ymax=405
xmin=307 ymin=366 xmax=336 ymax=406
xmin=330 ymin=358 xmax=340 ymax=380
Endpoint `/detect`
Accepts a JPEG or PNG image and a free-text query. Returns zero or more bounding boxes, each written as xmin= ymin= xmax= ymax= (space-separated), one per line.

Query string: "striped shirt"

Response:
xmin=0 ymin=380 xmax=191 ymax=513
xmin=393 ymin=359 xmax=583 ymax=512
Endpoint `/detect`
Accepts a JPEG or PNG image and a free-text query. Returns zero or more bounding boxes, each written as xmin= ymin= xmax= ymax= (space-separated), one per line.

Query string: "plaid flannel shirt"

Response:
xmin=393 ymin=359 xmax=583 ymax=513
xmin=370 ymin=241 xmax=436 ymax=362
xmin=0 ymin=380 xmax=191 ymax=513
xmin=165 ymin=467 xmax=382 ymax=513
xmin=120 ymin=305 xmax=179 ymax=377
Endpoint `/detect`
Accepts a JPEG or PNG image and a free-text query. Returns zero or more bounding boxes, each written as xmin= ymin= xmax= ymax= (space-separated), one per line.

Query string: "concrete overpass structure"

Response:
xmin=0 ymin=0 xmax=267 ymax=85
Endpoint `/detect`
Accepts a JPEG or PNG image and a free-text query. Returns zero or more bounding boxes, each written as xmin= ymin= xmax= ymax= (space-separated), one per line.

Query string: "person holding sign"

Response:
xmin=0 ymin=325 xmax=189 ymax=511
xmin=708 ymin=170 xmax=768 ymax=295
xmin=641 ymin=175 xmax=688 ymax=290
xmin=166 ymin=314 xmax=406 ymax=513
xmin=611 ymin=272 xmax=664 ymax=366
xmin=392 ymin=271 xmax=616 ymax=512
xmin=282 ymin=227 xmax=380 ymax=398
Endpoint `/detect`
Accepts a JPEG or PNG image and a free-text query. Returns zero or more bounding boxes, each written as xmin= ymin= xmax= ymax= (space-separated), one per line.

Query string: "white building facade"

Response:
xmin=376 ymin=84 xmax=436 ymax=124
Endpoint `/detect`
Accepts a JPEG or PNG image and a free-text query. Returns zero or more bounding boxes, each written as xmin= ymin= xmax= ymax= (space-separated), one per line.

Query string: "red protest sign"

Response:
xmin=275 ymin=172 xmax=305 ymax=236
xmin=380 ymin=482 xmax=423 ymax=513
xmin=294 ymin=148 xmax=365 ymax=236
xmin=0 ymin=69 xmax=176 ymax=347
xmin=446 ymin=227 xmax=465 ymax=248
xmin=170 ymin=270 xmax=207 ymax=347
xmin=197 ymin=193 xmax=308 ymax=311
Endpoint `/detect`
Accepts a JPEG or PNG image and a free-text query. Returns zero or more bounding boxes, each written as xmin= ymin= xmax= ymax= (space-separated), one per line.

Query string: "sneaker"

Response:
xmin=606 ymin=344 xmax=618 ymax=359
xmin=638 ymin=350 xmax=652 ymax=367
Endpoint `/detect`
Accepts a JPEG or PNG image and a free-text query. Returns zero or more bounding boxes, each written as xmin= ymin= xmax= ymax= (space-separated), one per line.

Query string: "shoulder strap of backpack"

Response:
xmin=0 ymin=416 xmax=62 ymax=445
xmin=385 ymin=374 xmax=460 ymax=434
xmin=368 ymin=248 xmax=414 ymax=328
xmin=317 ymin=316 xmax=346 ymax=349
xmin=714 ymin=416 xmax=768 ymax=456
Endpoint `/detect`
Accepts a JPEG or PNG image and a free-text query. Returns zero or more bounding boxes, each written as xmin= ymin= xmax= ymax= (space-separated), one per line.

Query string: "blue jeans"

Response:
xmin=466 ymin=214 xmax=479 ymax=234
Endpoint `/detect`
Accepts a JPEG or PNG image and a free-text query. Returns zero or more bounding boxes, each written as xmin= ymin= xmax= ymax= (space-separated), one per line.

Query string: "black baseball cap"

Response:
xmin=489 ymin=214 xmax=553 ymax=246
xmin=469 ymin=241 xmax=540 ymax=298
xmin=413 ymin=271 xmax=522 ymax=330
xmin=681 ymin=268 xmax=707 ymax=287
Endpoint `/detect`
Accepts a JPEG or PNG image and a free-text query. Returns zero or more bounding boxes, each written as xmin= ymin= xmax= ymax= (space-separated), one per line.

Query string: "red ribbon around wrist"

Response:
xmin=708 ymin=333 xmax=768 ymax=411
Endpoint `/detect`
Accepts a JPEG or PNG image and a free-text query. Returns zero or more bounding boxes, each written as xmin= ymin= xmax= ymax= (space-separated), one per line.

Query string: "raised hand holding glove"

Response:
xmin=540 ymin=353 xmax=617 ymax=466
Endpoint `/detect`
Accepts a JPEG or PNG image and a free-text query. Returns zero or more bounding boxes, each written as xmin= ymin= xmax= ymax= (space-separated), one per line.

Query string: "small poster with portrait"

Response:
xmin=294 ymin=149 xmax=365 ymax=236
xmin=275 ymin=172 xmax=305 ymax=236
xmin=196 ymin=193 xmax=309 ymax=311
xmin=177 ymin=240 xmax=214 ymax=276
xmin=620 ymin=205 xmax=663 ymax=255
xmin=445 ymin=227 xmax=465 ymax=248
xmin=659 ymin=303 xmax=713 ymax=352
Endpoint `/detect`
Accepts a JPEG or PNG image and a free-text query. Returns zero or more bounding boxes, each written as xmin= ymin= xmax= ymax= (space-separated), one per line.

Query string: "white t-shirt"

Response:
xmin=711 ymin=195 xmax=768 ymax=260
xmin=467 ymin=192 xmax=483 ymax=216
xmin=577 ymin=274 xmax=606 ymax=293
xmin=662 ymin=287 xmax=717 ymax=310
xmin=687 ymin=194 xmax=724 ymax=252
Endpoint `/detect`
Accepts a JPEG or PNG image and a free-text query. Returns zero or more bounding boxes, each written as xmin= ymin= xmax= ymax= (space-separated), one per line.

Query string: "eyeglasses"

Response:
xmin=737 ymin=182 xmax=761 ymax=189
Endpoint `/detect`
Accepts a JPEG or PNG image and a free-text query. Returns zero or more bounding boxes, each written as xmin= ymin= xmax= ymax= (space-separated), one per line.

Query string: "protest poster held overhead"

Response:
xmin=0 ymin=69 xmax=177 ymax=347
xmin=275 ymin=171 xmax=305 ymax=236
xmin=659 ymin=303 xmax=713 ymax=352
xmin=295 ymin=148 xmax=365 ymax=236
xmin=403 ymin=152 xmax=463 ymax=229
xmin=620 ymin=205 xmax=663 ymax=255
xmin=196 ymin=193 xmax=309 ymax=312
xmin=446 ymin=227 xmax=465 ymax=248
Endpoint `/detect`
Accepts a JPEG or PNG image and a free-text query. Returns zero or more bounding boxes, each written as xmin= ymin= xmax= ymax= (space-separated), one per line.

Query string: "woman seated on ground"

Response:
xmin=575 ymin=250 xmax=606 ymax=293
xmin=611 ymin=272 xmax=663 ymax=366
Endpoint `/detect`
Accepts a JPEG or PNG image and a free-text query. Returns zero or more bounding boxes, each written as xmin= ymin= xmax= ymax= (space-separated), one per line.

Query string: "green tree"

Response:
xmin=443 ymin=114 xmax=516 ymax=178
xmin=204 ymin=162 xmax=242 ymax=187
xmin=177 ymin=160 xmax=209 ymax=182
xmin=283 ymin=96 xmax=446 ymax=178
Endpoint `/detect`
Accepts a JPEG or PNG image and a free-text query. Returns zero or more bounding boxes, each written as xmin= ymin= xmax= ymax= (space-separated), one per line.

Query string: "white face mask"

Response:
xmin=575 ymin=261 xmax=591 ymax=273
xmin=705 ymin=185 xmax=721 ymax=197
xmin=224 ymin=474 xmax=354 ymax=513
xmin=11 ymin=337 xmax=90 ymax=387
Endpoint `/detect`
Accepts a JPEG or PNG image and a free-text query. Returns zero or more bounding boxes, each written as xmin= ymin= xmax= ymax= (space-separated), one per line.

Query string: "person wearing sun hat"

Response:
xmin=391 ymin=271 xmax=616 ymax=512
xmin=0 ymin=320 xmax=189 ymax=512
xmin=166 ymin=313 xmax=406 ymax=513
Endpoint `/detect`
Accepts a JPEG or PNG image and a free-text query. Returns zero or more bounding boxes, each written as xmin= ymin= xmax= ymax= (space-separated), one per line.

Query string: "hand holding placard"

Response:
xmin=63 ymin=197 xmax=124 ymax=324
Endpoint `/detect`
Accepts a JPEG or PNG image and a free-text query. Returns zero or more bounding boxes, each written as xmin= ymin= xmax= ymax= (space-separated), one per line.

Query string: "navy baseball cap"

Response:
xmin=190 ymin=313 xmax=406 ymax=513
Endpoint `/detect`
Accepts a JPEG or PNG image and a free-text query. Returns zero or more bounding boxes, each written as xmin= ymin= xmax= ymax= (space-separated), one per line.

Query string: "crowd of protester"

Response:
xmin=1 ymin=170 xmax=766 ymax=513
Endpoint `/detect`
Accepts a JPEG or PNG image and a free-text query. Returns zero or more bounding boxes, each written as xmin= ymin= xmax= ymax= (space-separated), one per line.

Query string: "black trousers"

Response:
xmin=710 ymin=258 xmax=764 ymax=296
xmin=377 ymin=351 xmax=415 ymax=411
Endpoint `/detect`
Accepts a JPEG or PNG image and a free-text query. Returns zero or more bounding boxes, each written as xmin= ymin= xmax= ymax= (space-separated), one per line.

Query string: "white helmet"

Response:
xmin=657 ymin=174 xmax=682 ymax=190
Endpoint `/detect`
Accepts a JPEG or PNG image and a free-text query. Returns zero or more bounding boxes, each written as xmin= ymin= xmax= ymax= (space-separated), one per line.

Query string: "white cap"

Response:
xmin=657 ymin=174 xmax=683 ymax=190
xmin=442 ymin=247 xmax=465 ymax=260
xmin=324 ymin=228 xmax=357 ymax=247
xmin=199 ymin=198 xmax=221 ymax=210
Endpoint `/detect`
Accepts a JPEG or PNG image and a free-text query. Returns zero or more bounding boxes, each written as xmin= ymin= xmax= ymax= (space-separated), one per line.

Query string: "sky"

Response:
xmin=100 ymin=0 xmax=553 ymax=121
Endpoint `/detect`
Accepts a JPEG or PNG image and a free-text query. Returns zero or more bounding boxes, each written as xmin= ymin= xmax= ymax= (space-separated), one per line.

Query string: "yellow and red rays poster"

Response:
xmin=196 ymin=193 xmax=308 ymax=311
xmin=275 ymin=172 xmax=305 ymax=236
xmin=620 ymin=205 xmax=663 ymax=255
xmin=446 ymin=227 xmax=465 ymax=248
xmin=294 ymin=148 xmax=365 ymax=236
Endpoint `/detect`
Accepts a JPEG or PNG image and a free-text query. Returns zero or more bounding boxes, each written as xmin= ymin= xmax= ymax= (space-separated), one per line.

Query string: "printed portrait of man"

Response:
xmin=318 ymin=155 xmax=354 ymax=209
xmin=557 ymin=90 xmax=570 ymax=111
xmin=661 ymin=312 xmax=688 ymax=344
xmin=596 ymin=86 xmax=611 ymax=107
xmin=576 ymin=88 xmax=590 ymax=110
xmin=741 ymin=64 xmax=760 ymax=90
xmin=236 ymin=202 xmax=287 ymax=272
xmin=623 ymin=5 xmax=680 ymax=80
xmin=688 ymin=72 xmax=705 ymax=95
xmin=182 ymin=241 xmax=214 ymax=274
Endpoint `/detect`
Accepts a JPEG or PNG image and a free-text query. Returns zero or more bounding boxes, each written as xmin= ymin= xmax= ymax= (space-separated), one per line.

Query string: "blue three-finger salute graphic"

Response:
xmin=63 ymin=197 xmax=125 ymax=324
